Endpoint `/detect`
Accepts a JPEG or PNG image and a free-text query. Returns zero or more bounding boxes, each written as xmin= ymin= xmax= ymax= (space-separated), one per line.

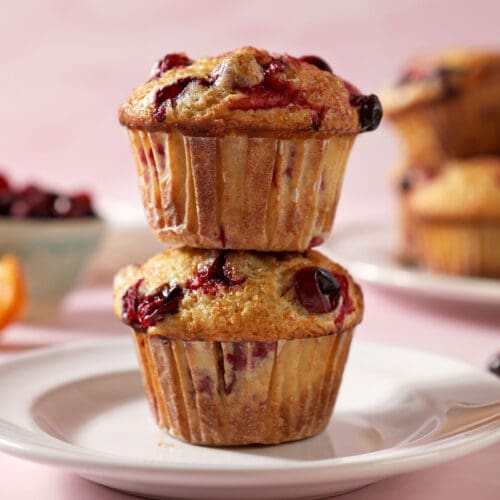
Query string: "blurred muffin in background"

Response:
xmin=382 ymin=49 xmax=500 ymax=166
xmin=409 ymin=158 xmax=500 ymax=277
xmin=390 ymin=162 xmax=440 ymax=264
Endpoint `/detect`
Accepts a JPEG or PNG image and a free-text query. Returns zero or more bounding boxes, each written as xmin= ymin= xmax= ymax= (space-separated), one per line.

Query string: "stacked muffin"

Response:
xmin=115 ymin=47 xmax=382 ymax=445
xmin=383 ymin=50 xmax=500 ymax=277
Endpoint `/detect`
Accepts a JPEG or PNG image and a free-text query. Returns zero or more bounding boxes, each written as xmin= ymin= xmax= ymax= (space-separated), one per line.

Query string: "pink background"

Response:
xmin=0 ymin=1 xmax=499 ymax=499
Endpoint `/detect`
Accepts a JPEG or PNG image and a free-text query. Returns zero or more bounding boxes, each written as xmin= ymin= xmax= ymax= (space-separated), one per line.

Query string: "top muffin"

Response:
xmin=119 ymin=46 xmax=382 ymax=137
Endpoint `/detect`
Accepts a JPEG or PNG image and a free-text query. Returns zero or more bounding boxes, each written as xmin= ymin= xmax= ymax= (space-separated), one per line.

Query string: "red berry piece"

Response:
xmin=150 ymin=53 xmax=192 ymax=80
xmin=185 ymin=253 xmax=245 ymax=295
xmin=0 ymin=173 xmax=10 ymax=191
xmin=153 ymin=77 xmax=210 ymax=121
xmin=10 ymin=185 xmax=56 ymax=218
xmin=293 ymin=266 xmax=341 ymax=314
xmin=121 ymin=279 xmax=184 ymax=330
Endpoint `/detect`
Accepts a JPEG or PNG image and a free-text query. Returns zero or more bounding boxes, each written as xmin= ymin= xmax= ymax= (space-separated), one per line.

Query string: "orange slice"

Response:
xmin=0 ymin=254 xmax=26 ymax=330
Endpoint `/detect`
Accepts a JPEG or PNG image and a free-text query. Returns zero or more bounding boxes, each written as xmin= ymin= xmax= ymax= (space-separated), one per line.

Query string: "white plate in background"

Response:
xmin=87 ymin=200 xmax=164 ymax=281
xmin=0 ymin=339 xmax=499 ymax=499
xmin=326 ymin=223 xmax=500 ymax=304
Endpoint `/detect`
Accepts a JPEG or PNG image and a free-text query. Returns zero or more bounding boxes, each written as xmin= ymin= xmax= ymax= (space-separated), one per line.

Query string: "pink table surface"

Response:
xmin=0 ymin=0 xmax=499 ymax=498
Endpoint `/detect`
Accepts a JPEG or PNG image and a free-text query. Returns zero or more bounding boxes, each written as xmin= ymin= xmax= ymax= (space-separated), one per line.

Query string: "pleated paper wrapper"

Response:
xmin=127 ymin=129 xmax=354 ymax=251
xmin=134 ymin=330 xmax=353 ymax=446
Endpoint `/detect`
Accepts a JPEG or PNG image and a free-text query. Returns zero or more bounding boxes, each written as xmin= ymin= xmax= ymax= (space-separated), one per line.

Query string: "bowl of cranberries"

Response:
xmin=0 ymin=173 xmax=103 ymax=320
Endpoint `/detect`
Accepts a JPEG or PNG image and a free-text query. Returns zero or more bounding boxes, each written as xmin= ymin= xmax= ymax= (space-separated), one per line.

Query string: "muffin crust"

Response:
xmin=409 ymin=158 xmax=500 ymax=221
xmin=113 ymin=247 xmax=363 ymax=341
xmin=119 ymin=46 xmax=381 ymax=137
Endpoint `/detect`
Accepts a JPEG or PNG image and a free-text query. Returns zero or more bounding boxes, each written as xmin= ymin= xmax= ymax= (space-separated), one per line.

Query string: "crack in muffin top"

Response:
xmin=119 ymin=46 xmax=382 ymax=137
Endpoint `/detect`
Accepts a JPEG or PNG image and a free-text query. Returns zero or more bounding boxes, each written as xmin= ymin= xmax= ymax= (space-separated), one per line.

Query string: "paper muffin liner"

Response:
xmin=396 ymin=193 xmax=419 ymax=264
xmin=127 ymin=129 xmax=355 ymax=251
xmin=415 ymin=220 xmax=500 ymax=277
xmin=132 ymin=330 xmax=353 ymax=446
xmin=390 ymin=78 xmax=500 ymax=165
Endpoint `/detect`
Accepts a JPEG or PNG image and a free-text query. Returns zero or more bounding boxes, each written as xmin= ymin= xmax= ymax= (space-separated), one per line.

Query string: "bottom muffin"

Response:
xmin=409 ymin=158 xmax=500 ymax=277
xmin=113 ymin=247 xmax=363 ymax=446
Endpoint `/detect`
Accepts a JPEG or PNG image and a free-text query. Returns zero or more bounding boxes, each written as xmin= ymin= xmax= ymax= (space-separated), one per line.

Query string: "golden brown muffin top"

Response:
xmin=409 ymin=157 xmax=500 ymax=220
xmin=119 ymin=46 xmax=382 ymax=137
xmin=381 ymin=49 xmax=500 ymax=115
xmin=113 ymin=247 xmax=363 ymax=341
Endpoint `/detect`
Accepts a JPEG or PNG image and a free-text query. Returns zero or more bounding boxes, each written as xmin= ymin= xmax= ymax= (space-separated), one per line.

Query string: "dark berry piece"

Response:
xmin=488 ymin=354 xmax=500 ymax=377
xmin=293 ymin=266 xmax=341 ymax=314
xmin=10 ymin=185 xmax=56 ymax=218
xmin=121 ymin=279 xmax=184 ymax=329
xmin=122 ymin=278 xmax=144 ymax=328
xmin=137 ymin=284 xmax=184 ymax=328
xmin=153 ymin=77 xmax=210 ymax=121
xmin=0 ymin=188 xmax=14 ymax=216
xmin=0 ymin=173 xmax=9 ymax=191
xmin=350 ymin=94 xmax=383 ymax=132
xmin=185 ymin=253 xmax=245 ymax=295
xmin=299 ymin=55 xmax=332 ymax=73
xmin=151 ymin=53 xmax=192 ymax=80
xmin=55 ymin=192 xmax=94 ymax=218
xmin=400 ymin=173 xmax=413 ymax=192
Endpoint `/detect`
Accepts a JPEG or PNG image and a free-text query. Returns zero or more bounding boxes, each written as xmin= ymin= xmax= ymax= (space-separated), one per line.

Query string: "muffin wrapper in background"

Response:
xmin=127 ymin=129 xmax=354 ymax=251
xmin=396 ymin=193 xmax=419 ymax=264
xmin=133 ymin=329 xmax=353 ymax=446
xmin=415 ymin=221 xmax=500 ymax=277
xmin=389 ymin=78 xmax=500 ymax=166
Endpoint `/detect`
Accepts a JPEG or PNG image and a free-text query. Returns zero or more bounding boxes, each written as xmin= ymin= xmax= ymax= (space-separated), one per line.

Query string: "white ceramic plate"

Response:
xmin=326 ymin=223 xmax=500 ymax=304
xmin=0 ymin=339 xmax=499 ymax=499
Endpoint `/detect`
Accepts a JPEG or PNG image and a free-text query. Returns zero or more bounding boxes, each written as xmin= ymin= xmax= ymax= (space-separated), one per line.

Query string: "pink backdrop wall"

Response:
xmin=0 ymin=0 xmax=498 ymax=220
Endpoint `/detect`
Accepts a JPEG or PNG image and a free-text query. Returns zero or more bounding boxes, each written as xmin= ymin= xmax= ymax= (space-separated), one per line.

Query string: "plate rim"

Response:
xmin=0 ymin=338 xmax=499 ymax=482
xmin=326 ymin=222 xmax=500 ymax=303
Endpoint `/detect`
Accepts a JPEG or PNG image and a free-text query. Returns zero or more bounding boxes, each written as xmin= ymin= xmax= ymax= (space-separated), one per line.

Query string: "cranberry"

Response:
xmin=350 ymin=94 xmax=383 ymax=132
xmin=10 ymin=185 xmax=56 ymax=218
xmin=332 ymin=273 xmax=354 ymax=329
xmin=488 ymin=354 xmax=500 ymax=377
xmin=150 ymin=53 xmax=192 ymax=80
xmin=121 ymin=279 xmax=184 ymax=329
xmin=122 ymin=279 xmax=144 ymax=327
xmin=399 ymin=173 xmax=413 ymax=192
xmin=185 ymin=253 xmax=245 ymax=295
xmin=299 ymin=55 xmax=332 ymax=73
xmin=153 ymin=76 xmax=210 ymax=121
xmin=293 ymin=267 xmax=341 ymax=314
xmin=307 ymin=236 xmax=324 ymax=249
xmin=0 ymin=174 xmax=9 ymax=190
xmin=0 ymin=189 xmax=14 ymax=216
xmin=228 ymin=57 xmax=325 ymax=129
